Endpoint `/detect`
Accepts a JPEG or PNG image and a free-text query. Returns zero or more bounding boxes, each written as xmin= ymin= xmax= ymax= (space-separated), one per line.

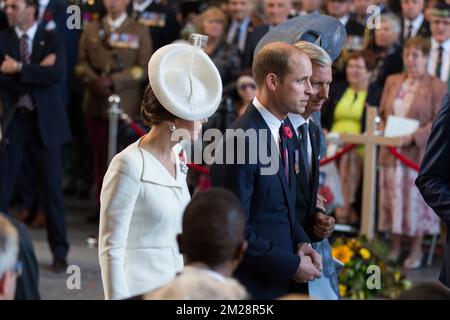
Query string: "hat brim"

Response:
xmin=254 ymin=13 xmax=347 ymax=62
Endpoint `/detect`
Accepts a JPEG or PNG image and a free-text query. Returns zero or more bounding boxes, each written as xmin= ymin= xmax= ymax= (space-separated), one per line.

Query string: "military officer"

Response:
xmin=76 ymin=0 xmax=152 ymax=219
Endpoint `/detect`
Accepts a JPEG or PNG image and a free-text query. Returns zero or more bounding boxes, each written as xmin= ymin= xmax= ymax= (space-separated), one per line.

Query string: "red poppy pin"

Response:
xmin=283 ymin=126 xmax=293 ymax=139
xmin=44 ymin=11 xmax=53 ymax=22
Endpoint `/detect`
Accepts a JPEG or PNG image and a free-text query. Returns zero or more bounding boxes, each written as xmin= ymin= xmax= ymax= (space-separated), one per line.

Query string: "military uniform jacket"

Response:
xmin=77 ymin=16 xmax=152 ymax=119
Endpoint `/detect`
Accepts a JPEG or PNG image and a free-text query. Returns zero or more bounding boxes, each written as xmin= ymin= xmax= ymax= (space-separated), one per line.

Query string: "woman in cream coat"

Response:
xmin=99 ymin=41 xmax=222 ymax=299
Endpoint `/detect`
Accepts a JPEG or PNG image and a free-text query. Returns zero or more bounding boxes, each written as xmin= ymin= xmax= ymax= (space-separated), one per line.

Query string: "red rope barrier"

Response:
xmin=319 ymin=144 xmax=356 ymax=166
xmin=128 ymin=121 xmax=147 ymax=137
xmin=387 ymin=146 xmax=419 ymax=172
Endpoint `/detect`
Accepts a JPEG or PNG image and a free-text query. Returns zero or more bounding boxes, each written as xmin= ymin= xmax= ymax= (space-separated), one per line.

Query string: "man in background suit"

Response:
xmin=0 ymin=0 xmax=70 ymax=271
xmin=416 ymin=93 xmax=450 ymax=288
xmin=211 ymin=42 xmax=322 ymax=299
xmin=427 ymin=2 xmax=450 ymax=91
xmin=226 ymin=0 xmax=254 ymax=55
xmin=242 ymin=0 xmax=291 ymax=69
xmin=400 ymin=0 xmax=431 ymax=44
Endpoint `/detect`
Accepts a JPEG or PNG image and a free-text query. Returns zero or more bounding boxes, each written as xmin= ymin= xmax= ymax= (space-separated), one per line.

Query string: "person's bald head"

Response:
xmin=178 ymin=188 xmax=247 ymax=269
xmin=253 ymin=41 xmax=309 ymax=87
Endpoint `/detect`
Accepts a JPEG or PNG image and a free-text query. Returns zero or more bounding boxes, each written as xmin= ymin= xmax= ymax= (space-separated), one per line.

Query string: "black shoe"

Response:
xmin=52 ymin=257 xmax=68 ymax=273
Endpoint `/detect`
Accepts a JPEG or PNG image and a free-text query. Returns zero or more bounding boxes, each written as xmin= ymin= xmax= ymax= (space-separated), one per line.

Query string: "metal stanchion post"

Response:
xmin=107 ymin=95 xmax=121 ymax=164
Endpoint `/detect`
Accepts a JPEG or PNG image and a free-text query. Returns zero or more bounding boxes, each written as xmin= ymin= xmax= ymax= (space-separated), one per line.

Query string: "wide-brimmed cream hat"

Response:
xmin=148 ymin=41 xmax=222 ymax=121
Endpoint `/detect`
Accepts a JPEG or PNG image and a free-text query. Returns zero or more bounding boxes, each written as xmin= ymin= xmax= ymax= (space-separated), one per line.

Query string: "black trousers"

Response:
xmin=0 ymin=110 xmax=69 ymax=259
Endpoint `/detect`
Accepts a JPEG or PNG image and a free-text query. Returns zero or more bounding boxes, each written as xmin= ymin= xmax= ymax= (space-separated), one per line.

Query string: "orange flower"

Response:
xmin=332 ymin=245 xmax=354 ymax=264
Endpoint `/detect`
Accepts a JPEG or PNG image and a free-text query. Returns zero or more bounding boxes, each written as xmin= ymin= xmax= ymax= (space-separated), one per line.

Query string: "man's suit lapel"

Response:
xmin=309 ymin=121 xmax=320 ymax=193
xmin=31 ymin=27 xmax=46 ymax=64
xmin=247 ymin=104 xmax=295 ymax=214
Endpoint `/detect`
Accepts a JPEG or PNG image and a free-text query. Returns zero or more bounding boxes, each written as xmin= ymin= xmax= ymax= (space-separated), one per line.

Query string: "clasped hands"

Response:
xmin=0 ymin=53 xmax=56 ymax=74
xmin=293 ymin=242 xmax=322 ymax=283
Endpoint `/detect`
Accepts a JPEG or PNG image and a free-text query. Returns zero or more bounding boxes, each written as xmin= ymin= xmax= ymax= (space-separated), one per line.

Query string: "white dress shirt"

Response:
xmin=253 ymin=97 xmax=284 ymax=150
xmin=15 ymin=22 xmax=38 ymax=56
xmin=428 ymin=38 xmax=450 ymax=82
xmin=403 ymin=13 xmax=425 ymax=39
xmin=288 ymin=113 xmax=312 ymax=175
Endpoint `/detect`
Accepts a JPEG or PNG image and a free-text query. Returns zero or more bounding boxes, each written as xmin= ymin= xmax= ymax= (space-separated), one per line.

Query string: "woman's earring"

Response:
xmin=169 ymin=125 xmax=176 ymax=132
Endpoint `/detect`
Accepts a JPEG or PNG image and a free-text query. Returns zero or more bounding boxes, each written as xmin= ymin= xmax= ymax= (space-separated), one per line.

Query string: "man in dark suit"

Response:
xmin=416 ymin=93 xmax=450 ymax=288
xmin=287 ymin=43 xmax=335 ymax=244
xmin=226 ymin=0 xmax=254 ymax=55
xmin=287 ymin=41 xmax=338 ymax=298
xmin=242 ymin=0 xmax=291 ymax=69
xmin=400 ymin=0 xmax=431 ymax=44
xmin=211 ymin=42 xmax=322 ymax=299
xmin=0 ymin=0 xmax=70 ymax=271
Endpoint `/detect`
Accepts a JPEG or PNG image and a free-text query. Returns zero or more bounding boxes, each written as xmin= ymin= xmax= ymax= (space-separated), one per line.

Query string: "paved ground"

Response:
xmin=28 ymin=197 xmax=104 ymax=300
xmin=27 ymin=197 xmax=445 ymax=300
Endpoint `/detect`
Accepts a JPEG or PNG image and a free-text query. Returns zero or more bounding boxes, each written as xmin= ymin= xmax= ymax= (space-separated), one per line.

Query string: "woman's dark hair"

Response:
xmin=140 ymin=84 xmax=178 ymax=126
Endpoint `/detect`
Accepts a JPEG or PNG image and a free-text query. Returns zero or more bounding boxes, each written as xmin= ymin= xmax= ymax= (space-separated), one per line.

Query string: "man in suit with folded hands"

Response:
xmin=211 ymin=42 xmax=323 ymax=300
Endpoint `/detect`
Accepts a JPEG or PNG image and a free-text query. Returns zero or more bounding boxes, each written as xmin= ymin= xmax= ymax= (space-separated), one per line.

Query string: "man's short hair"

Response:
xmin=252 ymin=42 xmax=295 ymax=87
xmin=181 ymin=188 xmax=246 ymax=268
xmin=0 ymin=214 xmax=19 ymax=278
xmin=294 ymin=41 xmax=332 ymax=67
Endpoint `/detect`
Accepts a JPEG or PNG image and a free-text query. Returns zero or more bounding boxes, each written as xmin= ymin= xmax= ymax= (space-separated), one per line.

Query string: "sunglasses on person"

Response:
xmin=238 ymin=83 xmax=256 ymax=91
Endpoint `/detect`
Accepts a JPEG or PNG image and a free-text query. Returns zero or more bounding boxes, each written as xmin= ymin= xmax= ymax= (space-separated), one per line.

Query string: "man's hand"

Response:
xmin=297 ymin=243 xmax=322 ymax=272
xmin=0 ymin=55 xmax=20 ymax=74
xmin=40 ymin=53 xmax=56 ymax=66
xmin=292 ymin=256 xmax=322 ymax=283
xmin=313 ymin=212 xmax=335 ymax=239
xmin=89 ymin=76 xmax=113 ymax=97
xmin=317 ymin=193 xmax=327 ymax=211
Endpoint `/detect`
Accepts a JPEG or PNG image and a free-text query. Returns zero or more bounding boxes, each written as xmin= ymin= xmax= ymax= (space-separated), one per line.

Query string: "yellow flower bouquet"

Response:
xmin=332 ymin=236 xmax=412 ymax=299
